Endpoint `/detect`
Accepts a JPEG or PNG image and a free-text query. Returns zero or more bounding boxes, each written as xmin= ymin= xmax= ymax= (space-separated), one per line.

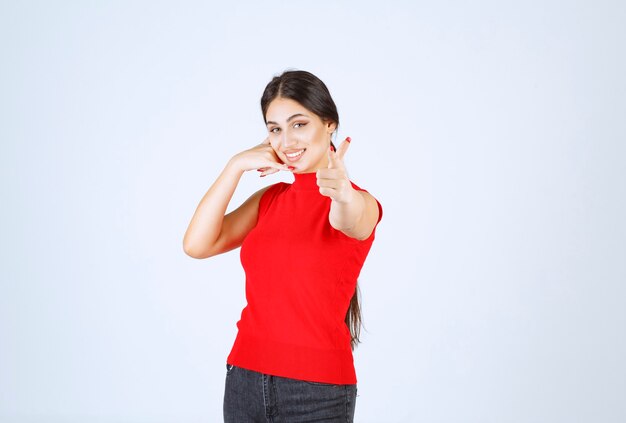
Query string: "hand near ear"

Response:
xmin=316 ymin=137 xmax=354 ymax=203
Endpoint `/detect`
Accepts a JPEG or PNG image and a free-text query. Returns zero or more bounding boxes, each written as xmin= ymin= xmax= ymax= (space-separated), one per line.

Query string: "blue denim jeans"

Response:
xmin=223 ymin=363 xmax=358 ymax=422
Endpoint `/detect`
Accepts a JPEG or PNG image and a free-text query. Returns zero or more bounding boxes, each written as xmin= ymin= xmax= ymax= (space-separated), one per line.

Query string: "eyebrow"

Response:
xmin=266 ymin=113 xmax=310 ymax=126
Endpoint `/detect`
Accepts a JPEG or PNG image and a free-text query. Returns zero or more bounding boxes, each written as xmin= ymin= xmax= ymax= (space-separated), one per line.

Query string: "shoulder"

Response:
xmin=257 ymin=181 xmax=290 ymax=197
xmin=261 ymin=181 xmax=290 ymax=199
xmin=258 ymin=182 xmax=290 ymax=215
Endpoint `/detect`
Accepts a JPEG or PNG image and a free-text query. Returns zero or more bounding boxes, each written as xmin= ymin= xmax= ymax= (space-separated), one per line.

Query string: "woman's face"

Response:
xmin=265 ymin=97 xmax=336 ymax=173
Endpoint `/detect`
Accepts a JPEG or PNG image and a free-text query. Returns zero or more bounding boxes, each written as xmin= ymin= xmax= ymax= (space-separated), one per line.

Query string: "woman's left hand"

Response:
xmin=316 ymin=137 xmax=356 ymax=203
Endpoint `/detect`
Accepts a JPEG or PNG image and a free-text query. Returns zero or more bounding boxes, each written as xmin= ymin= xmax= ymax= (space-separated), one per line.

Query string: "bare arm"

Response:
xmin=329 ymin=189 xmax=380 ymax=241
xmin=183 ymin=161 xmax=263 ymax=259
xmin=317 ymin=137 xmax=381 ymax=241
xmin=183 ymin=138 xmax=288 ymax=259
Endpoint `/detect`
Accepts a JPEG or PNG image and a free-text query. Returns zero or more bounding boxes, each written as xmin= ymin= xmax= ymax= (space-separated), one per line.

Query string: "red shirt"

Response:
xmin=226 ymin=171 xmax=382 ymax=384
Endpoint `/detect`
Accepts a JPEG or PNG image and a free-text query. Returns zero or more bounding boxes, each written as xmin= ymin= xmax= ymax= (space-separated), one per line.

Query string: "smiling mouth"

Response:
xmin=284 ymin=149 xmax=306 ymax=162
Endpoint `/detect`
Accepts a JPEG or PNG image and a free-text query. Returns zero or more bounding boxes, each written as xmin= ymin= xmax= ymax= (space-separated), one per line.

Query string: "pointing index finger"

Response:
xmin=327 ymin=144 xmax=339 ymax=169
xmin=335 ymin=136 xmax=351 ymax=161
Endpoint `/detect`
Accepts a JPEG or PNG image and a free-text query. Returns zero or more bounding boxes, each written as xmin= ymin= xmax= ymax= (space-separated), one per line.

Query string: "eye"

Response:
xmin=270 ymin=127 xmax=280 ymax=133
xmin=294 ymin=122 xmax=307 ymax=128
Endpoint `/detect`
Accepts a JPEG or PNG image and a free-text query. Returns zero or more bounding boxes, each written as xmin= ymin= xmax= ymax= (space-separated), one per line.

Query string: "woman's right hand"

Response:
xmin=229 ymin=137 xmax=292 ymax=177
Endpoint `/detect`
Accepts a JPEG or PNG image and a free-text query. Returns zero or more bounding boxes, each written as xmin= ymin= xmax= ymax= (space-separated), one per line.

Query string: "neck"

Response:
xmin=291 ymin=171 xmax=319 ymax=191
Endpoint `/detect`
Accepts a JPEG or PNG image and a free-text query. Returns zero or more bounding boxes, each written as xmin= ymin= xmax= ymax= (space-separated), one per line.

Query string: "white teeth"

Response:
xmin=286 ymin=150 xmax=304 ymax=158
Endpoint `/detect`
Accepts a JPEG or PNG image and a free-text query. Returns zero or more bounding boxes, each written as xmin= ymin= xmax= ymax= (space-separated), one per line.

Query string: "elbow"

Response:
xmin=182 ymin=239 xmax=213 ymax=259
xmin=182 ymin=241 xmax=200 ymax=259
xmin=183 ymin=231 xmax=232 ymax=259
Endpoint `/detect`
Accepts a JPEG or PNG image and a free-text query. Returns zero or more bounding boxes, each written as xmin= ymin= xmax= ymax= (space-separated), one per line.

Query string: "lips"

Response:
xmin=284 ymin=149 xmax=306 ymax=163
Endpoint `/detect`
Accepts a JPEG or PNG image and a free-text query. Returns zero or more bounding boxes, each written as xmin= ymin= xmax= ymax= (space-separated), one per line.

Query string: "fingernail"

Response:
xmin=288 ymin=166 xmax=295 ymax=170
xmin=257 ymin=169 xmax=263 ymax=172
xmin=330 ymin=145 xmax=335 ymax=152
xmin=346 ymin=137 xmax=351 ymax=143
xmin=260 ymin=174 xmax=266 ymax=177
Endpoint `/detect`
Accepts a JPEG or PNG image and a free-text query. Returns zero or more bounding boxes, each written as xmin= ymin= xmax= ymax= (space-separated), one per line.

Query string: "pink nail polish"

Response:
xmin=288 ymin=166 xmax=295 ymax=170
xmin=346 ymin=137 xmax=351 ymax=143
xmin=330 ymin=145 xmax=335 ymax=152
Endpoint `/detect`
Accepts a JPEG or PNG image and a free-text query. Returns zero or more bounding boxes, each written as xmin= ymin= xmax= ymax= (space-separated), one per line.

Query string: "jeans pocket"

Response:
xmin=303 ymin=380 xmax=339 ymax=387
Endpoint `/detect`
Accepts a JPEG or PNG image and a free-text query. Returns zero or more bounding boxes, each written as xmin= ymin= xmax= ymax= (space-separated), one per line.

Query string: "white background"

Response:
xmin=1 ymin=1 xmax=625 ymax=422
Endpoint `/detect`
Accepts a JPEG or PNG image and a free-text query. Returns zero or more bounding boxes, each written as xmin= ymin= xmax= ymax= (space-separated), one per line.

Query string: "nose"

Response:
xmin=281 ymin=132 xmax=296 ymax=148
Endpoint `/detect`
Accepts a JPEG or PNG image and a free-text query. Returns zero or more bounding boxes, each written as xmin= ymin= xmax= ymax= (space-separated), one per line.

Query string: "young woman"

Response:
xmin=183 ymin=70 xmax=382 ymax=422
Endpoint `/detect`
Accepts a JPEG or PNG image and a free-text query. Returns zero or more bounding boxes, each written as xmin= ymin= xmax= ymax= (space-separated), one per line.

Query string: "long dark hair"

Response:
xmin=260 ymin=69 xmax=362 ymax=350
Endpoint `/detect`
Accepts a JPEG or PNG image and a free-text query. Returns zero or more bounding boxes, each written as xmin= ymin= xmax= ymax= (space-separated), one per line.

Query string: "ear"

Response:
xmin=325 ymin=119 xmax=337 ymax=134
